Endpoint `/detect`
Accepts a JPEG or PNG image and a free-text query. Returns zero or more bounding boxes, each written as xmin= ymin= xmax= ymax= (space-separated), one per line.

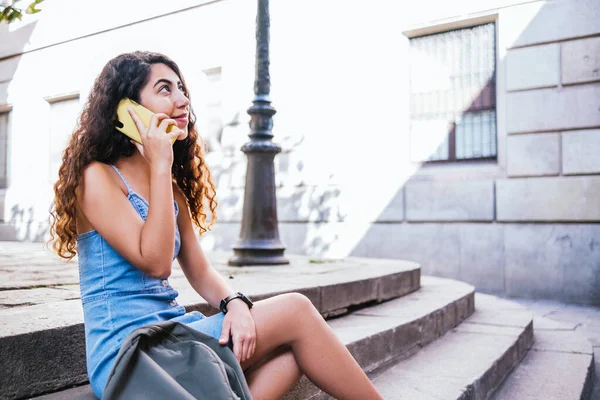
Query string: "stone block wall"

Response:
xmin=208 ymin=0 xmax=600 ymax=305
xmin=562 ymin=130 xmax=600 ymax=175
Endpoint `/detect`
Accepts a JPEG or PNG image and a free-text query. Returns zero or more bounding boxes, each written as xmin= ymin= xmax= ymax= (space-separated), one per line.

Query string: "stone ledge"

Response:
xmin=370 ymin=293 xmax=534 ymax=400
xmin=0 ymin=250 xmax=421 ymax=334
xmin=0 ymin=252 xmax=420 ymax=400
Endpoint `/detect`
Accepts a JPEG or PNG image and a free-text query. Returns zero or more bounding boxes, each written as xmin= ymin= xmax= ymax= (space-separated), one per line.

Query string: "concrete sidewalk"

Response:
xmin=0 ymin=241 xmax=420 ymax=337
xmin=505 ymin=297 xmax=600 ymax=400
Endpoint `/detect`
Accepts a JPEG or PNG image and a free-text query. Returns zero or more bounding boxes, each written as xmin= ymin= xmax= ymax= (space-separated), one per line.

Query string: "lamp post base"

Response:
xmin=228 ymin=247 xmax=290 ymax=266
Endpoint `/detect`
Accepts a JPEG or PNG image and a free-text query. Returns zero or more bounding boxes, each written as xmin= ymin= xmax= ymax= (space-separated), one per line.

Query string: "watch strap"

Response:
xmin=220 ymin=292 xmax=253 ymax=314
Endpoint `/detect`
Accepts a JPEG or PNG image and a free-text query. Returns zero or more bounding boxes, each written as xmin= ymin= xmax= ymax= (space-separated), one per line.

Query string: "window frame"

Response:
xmin=0 ymin=105 xmax=12 ymax=190
xmin=45 ymin=93 xmax=80 ymax=184
xmin=408 ymin=21 xmax=498 ymax=164
xmin=202 ymin=66 xmax=225 ymax=152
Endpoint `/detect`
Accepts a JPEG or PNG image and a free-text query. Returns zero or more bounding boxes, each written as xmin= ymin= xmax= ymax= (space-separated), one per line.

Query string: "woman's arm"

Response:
xmin=77 ymin=112 xmax=181 ymax=278
xmin=174 ymin=186 xmax=256 ymax=362
xmin=77 ymin=161 xmax=174 ymax=278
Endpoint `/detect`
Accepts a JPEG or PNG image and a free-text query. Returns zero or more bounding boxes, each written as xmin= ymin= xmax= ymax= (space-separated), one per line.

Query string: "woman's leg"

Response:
xmin=244 ymin=346 xmax=302 ymax=400
xmin=241 ymin=293 xmax=383 ymax=400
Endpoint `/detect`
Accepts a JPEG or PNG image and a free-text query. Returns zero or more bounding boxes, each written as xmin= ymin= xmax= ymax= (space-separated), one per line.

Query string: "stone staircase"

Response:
xmin=0 ymin=248 xmax=595 ymax=400
xmin=492 ymin=315 xmax=595 ymax=400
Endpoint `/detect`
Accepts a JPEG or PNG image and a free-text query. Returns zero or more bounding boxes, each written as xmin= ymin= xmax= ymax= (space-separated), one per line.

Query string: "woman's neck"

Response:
xmin=115 ymin=149 xmax=151 ymax=179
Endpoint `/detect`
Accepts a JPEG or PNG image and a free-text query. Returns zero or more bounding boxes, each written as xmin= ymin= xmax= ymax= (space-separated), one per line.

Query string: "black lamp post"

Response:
xmin=228 ymin=0 xmax=289 ymax=266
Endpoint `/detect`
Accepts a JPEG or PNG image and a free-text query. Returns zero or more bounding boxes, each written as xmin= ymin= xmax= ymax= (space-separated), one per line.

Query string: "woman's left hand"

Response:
xmin=219 ymin=301 xmax=256 ymax=363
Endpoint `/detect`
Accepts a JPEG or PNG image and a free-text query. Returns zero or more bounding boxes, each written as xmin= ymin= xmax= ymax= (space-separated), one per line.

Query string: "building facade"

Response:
xmin=0 ymin=0 xmax=599 ymax=304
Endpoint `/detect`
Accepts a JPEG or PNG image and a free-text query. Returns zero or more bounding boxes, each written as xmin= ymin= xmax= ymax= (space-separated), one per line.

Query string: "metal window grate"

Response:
xmin=409 ymin=22 xmax=497 ymax=162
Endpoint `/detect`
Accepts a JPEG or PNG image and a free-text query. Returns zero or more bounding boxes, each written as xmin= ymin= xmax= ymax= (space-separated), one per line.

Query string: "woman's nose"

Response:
xmin=174 ymin=91 xmax=190 ymax=108
xmin=176 ymin=97 xmax=189 ymax=108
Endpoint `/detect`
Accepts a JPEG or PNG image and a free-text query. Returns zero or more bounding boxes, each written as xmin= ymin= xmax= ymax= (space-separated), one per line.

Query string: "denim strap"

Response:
xmin=110 ymin=165 xmax=133 ymax=195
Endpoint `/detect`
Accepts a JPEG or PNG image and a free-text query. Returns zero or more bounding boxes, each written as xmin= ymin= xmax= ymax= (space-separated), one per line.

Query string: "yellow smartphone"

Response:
xmin=115 ymin=98 xmax=178 ymax=145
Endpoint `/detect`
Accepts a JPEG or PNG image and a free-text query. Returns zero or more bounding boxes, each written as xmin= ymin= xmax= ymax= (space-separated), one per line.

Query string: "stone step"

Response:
xmin=0 ymin=253 xmax=420 ymax=400
xmin=491 ymin=316 xmax=596 ymax=400
xmin=32 ymin=276 xmax=475 ymax=400
xmin=370 ymin=293 xmax=534 ymax=400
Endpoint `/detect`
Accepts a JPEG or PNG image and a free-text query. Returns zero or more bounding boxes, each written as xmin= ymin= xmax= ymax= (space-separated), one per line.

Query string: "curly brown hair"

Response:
xmin=48 ymin=51 xmax=217 ymax=260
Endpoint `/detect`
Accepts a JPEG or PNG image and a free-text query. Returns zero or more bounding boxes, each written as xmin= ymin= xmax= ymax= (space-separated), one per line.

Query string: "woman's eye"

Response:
xmin=159 ymin=85 xmax=170 ymax=92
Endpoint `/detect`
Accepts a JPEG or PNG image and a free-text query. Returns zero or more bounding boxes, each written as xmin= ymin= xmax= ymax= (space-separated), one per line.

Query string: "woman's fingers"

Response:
xmin=243 ymin=336 xmax=250 ymax=362
xmin=222 ymin=317 xmax=243 ymax=361
xmin=221 ymin=309 xmax=257 ymax=363
xmin=245 ymin=336 xmax=253 ymax=362
xmin=244 ymin=338 xmax=252 ymax=362
xmin=241 ymin=333 xmax=256 ymax=363
xmin=233 ymin=334 xmax=243 ymax=361
xmin=127 ymin=107 xmax=148 ymax=143
xmin=166 ymin=129 xmax=182 ymax=143
xmin=157 ymin=117 xmax=177 ymax=134
xmin=127 ymin=108 xmax=175 ymax=139
xmin=219 ymin=320 xmax=231 ymax=346
xmin=249 ymin=338 xmax=256 ymax=361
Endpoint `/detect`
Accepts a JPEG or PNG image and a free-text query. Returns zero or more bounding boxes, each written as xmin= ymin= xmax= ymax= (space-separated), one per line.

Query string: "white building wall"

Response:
xmin=0 ymin=0 xmax=599 ymax=304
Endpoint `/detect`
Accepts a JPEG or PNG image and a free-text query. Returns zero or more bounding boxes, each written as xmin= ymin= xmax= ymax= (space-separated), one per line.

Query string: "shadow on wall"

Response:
xmin=0 ymin=18 xmax=37 ymax=98
xmin=7 ymin=204 xmax=48 ymax=242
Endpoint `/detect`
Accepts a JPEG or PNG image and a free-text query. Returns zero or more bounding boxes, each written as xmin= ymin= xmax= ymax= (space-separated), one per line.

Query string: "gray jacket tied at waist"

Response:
xmin=103 ymin=320 xmax=252 ymax=400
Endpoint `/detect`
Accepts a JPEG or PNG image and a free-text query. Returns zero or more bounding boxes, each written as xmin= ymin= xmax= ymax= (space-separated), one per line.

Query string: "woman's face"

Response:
xmin=138 ymin=63 xmax=190 ymax=140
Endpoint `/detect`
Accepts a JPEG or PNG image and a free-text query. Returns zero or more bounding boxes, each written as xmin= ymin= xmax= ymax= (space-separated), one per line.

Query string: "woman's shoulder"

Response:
xmin=80 ymin=162 xmax=111 ymax=188
xmin=79 ymin=162 xmax=125 ymax=197
xmin=82 ymin=160 xmax=110 ymax=175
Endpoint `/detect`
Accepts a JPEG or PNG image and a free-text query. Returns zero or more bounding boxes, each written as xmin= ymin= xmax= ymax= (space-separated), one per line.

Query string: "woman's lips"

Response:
xmin=174 ymin=116 xmax=188 ymax=127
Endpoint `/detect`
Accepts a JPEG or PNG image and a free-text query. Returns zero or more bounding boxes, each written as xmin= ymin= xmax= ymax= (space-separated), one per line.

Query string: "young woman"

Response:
xmin=49 ymin=51 xmax=383 ymax=400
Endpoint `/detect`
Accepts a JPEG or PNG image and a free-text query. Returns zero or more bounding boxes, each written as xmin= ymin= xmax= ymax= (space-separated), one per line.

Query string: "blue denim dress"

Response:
xmin=77 ymin=164 xmax=226 ymax=399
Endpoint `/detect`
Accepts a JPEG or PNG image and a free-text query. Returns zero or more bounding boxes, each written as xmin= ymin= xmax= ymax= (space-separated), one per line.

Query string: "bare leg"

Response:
xmin=245 ymin=346 xmax=302 ymax=400
xmin=241 ymin=293 xmax=383 ymax=400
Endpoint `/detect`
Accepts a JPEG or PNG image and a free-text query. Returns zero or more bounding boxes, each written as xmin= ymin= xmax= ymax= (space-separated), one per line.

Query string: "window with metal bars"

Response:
xmin=202 ymin=66 xmax=224 ymax=152
xmin=0 ymin=111 xmax=8 ymax=189
xmin=409 ymin=22 xmax=497 ymax=162
xmin=48 ymin=96 xmax=80 ymax=183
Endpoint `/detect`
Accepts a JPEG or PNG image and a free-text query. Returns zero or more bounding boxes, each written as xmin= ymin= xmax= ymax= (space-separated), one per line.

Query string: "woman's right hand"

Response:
xmin=128 ymin=107 xmax=181 ymax=172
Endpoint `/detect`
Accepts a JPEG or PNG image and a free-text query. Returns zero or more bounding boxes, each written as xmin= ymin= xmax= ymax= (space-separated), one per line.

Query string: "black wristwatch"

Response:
xmin=220 ymin=292 xmax=253 ymax=314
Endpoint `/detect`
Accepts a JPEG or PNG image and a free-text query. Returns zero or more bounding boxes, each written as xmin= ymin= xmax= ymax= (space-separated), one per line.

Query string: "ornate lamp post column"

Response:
xmin=228 ymin=0 xmax=289 ymax=266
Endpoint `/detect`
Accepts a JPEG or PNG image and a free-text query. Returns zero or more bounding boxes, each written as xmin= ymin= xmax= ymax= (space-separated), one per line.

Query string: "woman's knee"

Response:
xmin=254 ymin=293 xmax=320 ymax=332
xmin=277 ymin=293 xmax=320 ymax=319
